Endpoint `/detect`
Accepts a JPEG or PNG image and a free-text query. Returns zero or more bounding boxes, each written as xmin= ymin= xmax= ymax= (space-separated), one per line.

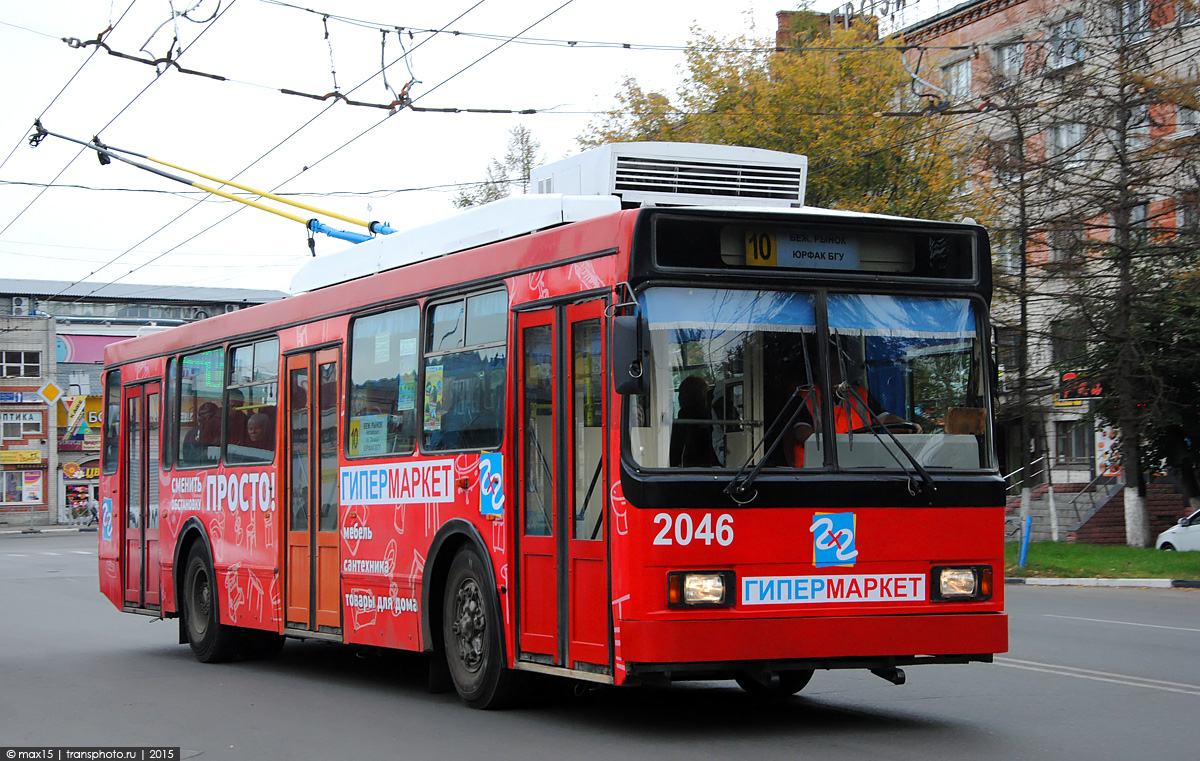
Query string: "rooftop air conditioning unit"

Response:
xmin=530 ymin=142 xmax=807 ymax=208
xmin=11 ymin=296 xmax=29 ymax=317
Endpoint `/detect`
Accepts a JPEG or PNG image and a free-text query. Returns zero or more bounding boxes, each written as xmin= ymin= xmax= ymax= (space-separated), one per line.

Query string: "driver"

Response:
xmin=790 ymin=342 xmax=919 ymax=466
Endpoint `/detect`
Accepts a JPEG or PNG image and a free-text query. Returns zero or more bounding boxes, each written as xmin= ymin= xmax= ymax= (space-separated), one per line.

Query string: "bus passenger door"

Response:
xmin=516 ymin=310 xmax=558 ymax=660
xmin=516 ymin=300 xmax=611 ymax=673
xmin=122 ymin=382 xmax=161 ymax=609
xmin=284 ymin=349 xmax=342 ymax=634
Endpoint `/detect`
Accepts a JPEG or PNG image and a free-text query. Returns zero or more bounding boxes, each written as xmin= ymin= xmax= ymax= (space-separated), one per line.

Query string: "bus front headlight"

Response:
xmin=667 ymin=571 xmax=735 ymax=607
xmin=931 ymin=565 xmax=993 ymax=601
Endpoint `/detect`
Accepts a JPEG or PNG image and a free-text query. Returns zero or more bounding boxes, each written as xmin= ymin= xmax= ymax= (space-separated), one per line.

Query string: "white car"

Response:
xmin=1156 ymin=508 xmax=1200 ymax=551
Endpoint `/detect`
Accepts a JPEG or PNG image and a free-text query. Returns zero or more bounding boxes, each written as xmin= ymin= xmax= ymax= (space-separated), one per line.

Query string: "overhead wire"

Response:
xmin=0 ymin=1 xmax=138 ymax=177
xmin=0 ymin=2 xmax=237 ymax=241
xmin=47 ymin=0 xmax=497 ymax=299
xmin=88 ymin=0 xmax=581 ymax=296
xmin=7 ymin=0 xmax=243 ymax=300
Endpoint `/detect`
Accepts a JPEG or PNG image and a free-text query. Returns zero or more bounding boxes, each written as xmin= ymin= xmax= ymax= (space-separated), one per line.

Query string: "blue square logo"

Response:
xmin=478 ymin=453 xmax=505 ymax=518
xmin=101 ymin=498 xmax=113 ymax=541
xmin=811 ymin=512 xmax=857 ymax=567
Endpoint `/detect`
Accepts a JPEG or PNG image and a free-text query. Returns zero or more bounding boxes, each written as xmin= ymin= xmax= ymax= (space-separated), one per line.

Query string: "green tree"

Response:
xmin=454 ymin=124 xmax=544 ymax=208
xmin=583 ymin=20 xmax=977 ymax=220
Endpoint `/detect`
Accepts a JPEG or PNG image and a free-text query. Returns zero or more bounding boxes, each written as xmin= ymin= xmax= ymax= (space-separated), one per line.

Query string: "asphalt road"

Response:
xmin=0 ymin=530 xmax=1195 ymax=760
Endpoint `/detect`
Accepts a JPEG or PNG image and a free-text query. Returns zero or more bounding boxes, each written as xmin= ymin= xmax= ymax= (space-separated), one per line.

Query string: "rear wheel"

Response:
xmin=735 ymin=669 xmax=814 ymax=697
xmin=182 ymin=544 xmax=239 ymax=663
xmin=442 ymin=547 xmax=515 ymax=709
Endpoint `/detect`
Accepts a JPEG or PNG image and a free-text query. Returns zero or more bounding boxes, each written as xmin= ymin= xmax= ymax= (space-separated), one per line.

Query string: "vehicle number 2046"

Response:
xmin=652 ymin=512 xmax=734 ymax=546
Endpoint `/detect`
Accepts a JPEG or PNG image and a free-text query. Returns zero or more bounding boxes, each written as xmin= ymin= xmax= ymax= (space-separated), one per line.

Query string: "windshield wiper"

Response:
xmin=840 ymin=384 xmax=936 ymax=495
xmin=725 ymin=384 xmax=815 ymax=503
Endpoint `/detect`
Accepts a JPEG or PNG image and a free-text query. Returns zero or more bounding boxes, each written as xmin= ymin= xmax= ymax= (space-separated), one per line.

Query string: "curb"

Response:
xmin=1006 ymin=577 xmax=1200 ymax=589
xmin=0 ymin=526 xmax=98 ymax=536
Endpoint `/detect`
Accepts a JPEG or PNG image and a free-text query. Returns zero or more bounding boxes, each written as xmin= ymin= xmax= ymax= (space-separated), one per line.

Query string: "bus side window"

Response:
xmin=225 ymin=338 xmax=279 ymax=465
xmin=348 ymin=305 xmax=420 ymax=457
xmin=163 ymin=358 xmax=176 ymax=470
xmin=102 ymin=369 xmax=121 ymax=475
xmin=178 ymin=348 xmax=225 ymax=468
xmin=422 ymin=289 xmax=507 ymax=452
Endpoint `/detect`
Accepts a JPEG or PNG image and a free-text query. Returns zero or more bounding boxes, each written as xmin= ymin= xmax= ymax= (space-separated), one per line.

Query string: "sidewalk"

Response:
xmin=1005 ymin=577 xmax=1200 ymax=589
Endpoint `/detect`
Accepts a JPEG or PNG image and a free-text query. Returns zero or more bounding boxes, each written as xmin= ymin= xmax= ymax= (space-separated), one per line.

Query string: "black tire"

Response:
xmin=238 ymin=628 xmax=286 ymax=661
xmin=735 ymin=669 xmax=814 ymax=697
xmin=1160 ymin=543 xmax=1176 ymax=551
xmin=182 ymin=544 xmax=239 ymax=663
xmin=442 ymin=547 xmax=515 ymax=708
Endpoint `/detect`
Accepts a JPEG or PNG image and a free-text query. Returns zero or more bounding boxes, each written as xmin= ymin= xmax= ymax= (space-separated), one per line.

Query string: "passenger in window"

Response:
xmin=245 ymin=411 xmax=275 ymax=455
xmin=227 ymin=389 xmax=248 ymax=447
xmin=669 ymin=375 xmax=719 ymax=467
xmin=183 ymin=402 xmax=221 ymax=461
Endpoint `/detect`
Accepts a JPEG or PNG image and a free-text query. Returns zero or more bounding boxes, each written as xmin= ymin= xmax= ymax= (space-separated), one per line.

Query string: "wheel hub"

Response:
xmin=452 ymin=579 xmax=486 ymax=673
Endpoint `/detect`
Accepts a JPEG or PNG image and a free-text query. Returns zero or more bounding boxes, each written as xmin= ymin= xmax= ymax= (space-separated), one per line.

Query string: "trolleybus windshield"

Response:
xmin=628 ymin=287 xmax=991 ymax=473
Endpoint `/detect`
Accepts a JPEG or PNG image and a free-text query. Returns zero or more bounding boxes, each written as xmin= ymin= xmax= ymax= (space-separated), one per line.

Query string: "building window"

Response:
xmin=990 ymin=138 xmax=1023 ymax=183
xmin=1050 ymin=318 xmax=1086 ymax=365
xmin=995 ymin=42 xmax=1024 ymax=81
xmin=1048 ymin=222 xmax=1085 ymax=269
xmin=1178 ymin=103 xmax=1198 ymax=135
xmin=995 ymin=326 xmax=1022 ymax=381
xmin=942 ymin=59 xmax=972 ymax=103
xmin=1 ymin=410 xmax=43 ymax=440
xmin=1181 ymin=1 xmax=1198 ymax=27
xmin=1056 ymin=420 xmax=1093 ymax=464
xmin=1179 ymin=192 xmax=1199 ymax=232
xmin=1048 ymin=16 xmax=1084 ymax=70
xmin=1 ymin=470 xmax=44 ymax=505
xmin=1128 ymin=104 xmax=1152 ymax=150
xmin=1121 ymin=0 xmax=1151 ymax=44
xmin=1049 ymin=123 xmax=1086 ymax=166
xmin=992 ymin=232 xmax=1021 ymax=275
xmin=0 ymin=351 xmax=40 ymax=378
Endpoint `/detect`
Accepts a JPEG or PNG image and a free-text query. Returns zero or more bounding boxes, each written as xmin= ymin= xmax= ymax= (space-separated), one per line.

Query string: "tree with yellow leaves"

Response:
xmin=583 ymin=18 xmax=979 ymax=222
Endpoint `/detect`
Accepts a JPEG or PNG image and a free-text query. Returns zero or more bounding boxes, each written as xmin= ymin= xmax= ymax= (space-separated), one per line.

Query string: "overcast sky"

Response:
xmin=0 ymin=0 xmax=938 ymax=296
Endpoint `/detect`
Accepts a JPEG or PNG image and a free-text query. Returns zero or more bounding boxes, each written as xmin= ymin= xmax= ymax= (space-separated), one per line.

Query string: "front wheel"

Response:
xmin=735 ymin=669 xmax=814 ymax=697
xmin=442 ymin=547 xmax=516 ymax=708
xmin=1160 ymin=543 xmax=1176 ymax=551
xmin=182 ymin=544 xmax=239 ymax=663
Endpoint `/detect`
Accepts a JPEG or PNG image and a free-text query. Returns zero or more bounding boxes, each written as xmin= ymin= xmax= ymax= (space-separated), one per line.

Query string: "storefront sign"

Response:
xmin=0 ymin=450 xmax=41 ymax=465
xmin=63 ymin=461 xmax=101 ymax=480
xmin=2 ymin=411 xmax=40 ymax=424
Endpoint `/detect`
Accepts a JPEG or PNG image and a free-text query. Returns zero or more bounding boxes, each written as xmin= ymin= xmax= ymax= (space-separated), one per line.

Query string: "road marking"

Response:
xmin=70 ymin=550 xmax=93 ymax=555
xmin=995 ymin=657 xmax=1200 ymax=696
xmin=41 ymin=551 xmax=62 ymax=556
xmin=1045 ymin=613 xmax=1200 ymax=633
xmin=6 ymin=553 xmax=28 ymax=558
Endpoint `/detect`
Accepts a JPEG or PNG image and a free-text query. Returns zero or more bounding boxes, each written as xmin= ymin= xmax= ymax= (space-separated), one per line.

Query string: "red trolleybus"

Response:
xmin=99 ymin=142 xmax=1006 ymax=707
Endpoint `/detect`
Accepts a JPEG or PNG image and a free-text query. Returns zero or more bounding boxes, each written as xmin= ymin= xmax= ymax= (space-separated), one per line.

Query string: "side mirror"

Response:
xmin=612 ymin=315 xmax=650 ymax=395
